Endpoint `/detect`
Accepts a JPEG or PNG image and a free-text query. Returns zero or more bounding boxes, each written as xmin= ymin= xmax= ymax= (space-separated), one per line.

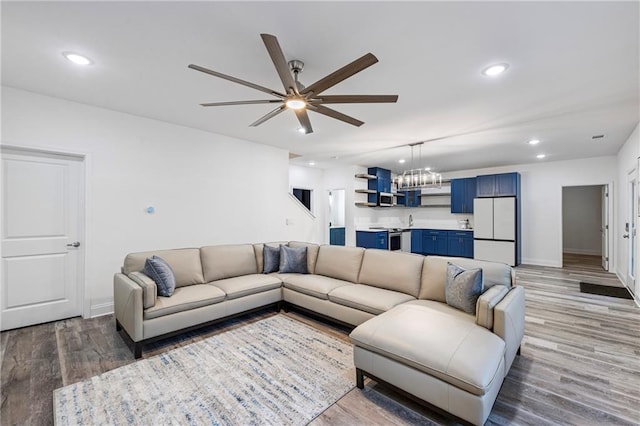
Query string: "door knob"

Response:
xmin=623 ymin=234 xmax=629 ymax=239
xmin=66 ymin=241 xmax=81 ymax=248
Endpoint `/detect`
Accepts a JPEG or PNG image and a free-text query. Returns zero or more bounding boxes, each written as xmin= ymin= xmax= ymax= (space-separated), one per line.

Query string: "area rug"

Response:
xmin=53 ymin=315 xmax=355 ymax=425
xmin=579 ymin=281 xmax=633 ymax=299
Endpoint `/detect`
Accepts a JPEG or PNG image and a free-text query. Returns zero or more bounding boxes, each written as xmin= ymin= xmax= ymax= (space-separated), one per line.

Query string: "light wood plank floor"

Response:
xmin=2 ymin=257 xmax=639 ymax=425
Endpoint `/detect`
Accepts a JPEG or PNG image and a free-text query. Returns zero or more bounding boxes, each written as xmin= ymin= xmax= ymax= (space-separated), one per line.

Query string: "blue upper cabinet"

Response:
xmin=476 ymin=172 xmax=520 ymax=197
xmin=451 ymin=177 xmax=476 ymax=213
xmin=368 ymin=167 xmax=391 ymax=193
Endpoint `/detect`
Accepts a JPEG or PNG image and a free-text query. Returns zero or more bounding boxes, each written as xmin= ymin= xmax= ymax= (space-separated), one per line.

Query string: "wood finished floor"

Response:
xmin=2 ymin=255 xmax=639 ymax=425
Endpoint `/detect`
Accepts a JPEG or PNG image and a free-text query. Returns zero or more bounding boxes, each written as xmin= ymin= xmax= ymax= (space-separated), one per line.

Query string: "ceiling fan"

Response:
xmin=188 ymin=34 xmax=398 ymax=134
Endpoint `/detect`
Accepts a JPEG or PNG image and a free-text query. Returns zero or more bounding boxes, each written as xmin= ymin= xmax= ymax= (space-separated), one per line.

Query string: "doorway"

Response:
xmin=562 ymin=185 xmax=609 ymax=270
xmin=1 ymin=147 xmax=85 ymax=330
xmin=626 ymin=171 xmax=637 ymax=293
xmin=328 ymin=189 xmax=345 ymax=245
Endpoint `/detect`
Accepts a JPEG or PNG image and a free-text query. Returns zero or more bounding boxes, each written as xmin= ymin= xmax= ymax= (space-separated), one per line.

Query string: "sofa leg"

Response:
xmin=115 ymin=320 xmax=122 ymax=332
xmin=134 ymin=342 xmax=143 ymax=359
xmin=282 ymin=301 xmax=289 ymax=313
xmin=356 ymin=368 xmax=364 ymax=389
xmin=276 ymin=301 xmax=283 ymax=312
xmin=517 ymin=345 xmax=522 ymax=356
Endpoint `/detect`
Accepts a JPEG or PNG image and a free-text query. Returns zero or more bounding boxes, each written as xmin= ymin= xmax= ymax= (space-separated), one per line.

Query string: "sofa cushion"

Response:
xmin=288 ymin=241 xmax=320 ymax=274
xmin=201 ymin=244 xmax=258 ymax=282
xmin=210 ymin=274 xmax=282 ymax=300
xmin=402 ymin=299 xmax=476 ymax=323
xmin=253 ymin=242 xmax=288 ymax=274
xmin=123 ymin=248 xmax=204 ymax=288
xmin=358 ymin=250 xmax=423 ymax=297
xmin=349 ymin=302 xmax=506 ymax=396
xmin=314 ymin=245 xmax=365 ymax=283
xmin=279 ymin=245 xmax=308 ymax=273
xmin=144 ymin=284 xmax=226 ymax=320
xmin=281 ymin=274 xmax=352 ymax=300
xmin=144 ymin=256 xmax=176 ymax=297
xmin=420 ymin=256 xmax=513 ymax=302
xmin=328 ymin=284 xmax=415 ymax=315
xmin=263 ymin=245 xmax=281 ymax=274
xmin=445 ymin=262 xmax=483 ymax=314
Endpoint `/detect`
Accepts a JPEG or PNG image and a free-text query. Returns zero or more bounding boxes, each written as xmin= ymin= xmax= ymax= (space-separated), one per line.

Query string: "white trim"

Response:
xmin=562 ymin=248 xmax=602 ymax=256
xmin=90 ymin=302 xmax=114 ymax=318
xmin=521 ymin=257 xmax=562 ymax=268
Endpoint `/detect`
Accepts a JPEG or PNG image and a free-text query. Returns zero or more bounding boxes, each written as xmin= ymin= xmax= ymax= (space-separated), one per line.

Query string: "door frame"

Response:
xmin=626 ymin=169 xmax=637 ymax=290
xmin=1 ymin=144 xmax=90 ymax=319
xmin=559 ymin=182 xmax=614 ymax=271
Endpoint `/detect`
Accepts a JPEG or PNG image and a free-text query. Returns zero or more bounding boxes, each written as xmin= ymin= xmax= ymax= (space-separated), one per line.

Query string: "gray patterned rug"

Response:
xmin=53 ymin=315 xmax=356 ymax=425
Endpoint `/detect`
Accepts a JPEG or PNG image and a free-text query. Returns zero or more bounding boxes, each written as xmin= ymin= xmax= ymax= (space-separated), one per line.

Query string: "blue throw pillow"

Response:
xmin=445 ymin=262 xmax=483 ymax=314
xmin=263 ymin=245 xmax=281 ymax=273
xmin=144 ymin=256 xmax=176 ymax=297
xmin=279 ymin=245 xmax=308 ymax=274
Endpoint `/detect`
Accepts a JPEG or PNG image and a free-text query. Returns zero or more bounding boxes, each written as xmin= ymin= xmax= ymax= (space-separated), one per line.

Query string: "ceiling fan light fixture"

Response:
xmin=297 ymin=127 xmax=307 ymax=134
xmin=482 ymin=63 xmax=509 ymax=77
xmin=286 ymin=99 xmax=306 ymax=110
xmin=528 ymin=139 xmax=540 ymax=145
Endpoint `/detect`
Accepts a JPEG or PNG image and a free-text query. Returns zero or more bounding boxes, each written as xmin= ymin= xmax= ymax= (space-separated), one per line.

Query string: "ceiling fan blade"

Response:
xmin=301 ymin=53 xmax=378 ymax=97
xmin=294 ymin=109 xmax=314 ymax=134
xmin=307 ymin=104 xmax=364 ymax=127
xmin=249 ymin=105 xmax=287 ymax=127
xmin=189 ymin=64 xmax=285 ymax=98
xmin=260 ymin=34 xmax=298 ymax=94
xmin=310 ymin=95 xmax=398 ymax=104
xmin=200 ymin=100 xmax=283 ymax=107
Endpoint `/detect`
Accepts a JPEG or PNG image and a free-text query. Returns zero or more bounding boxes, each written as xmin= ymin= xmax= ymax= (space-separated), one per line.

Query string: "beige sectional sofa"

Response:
xmin=114 ymin=241 xmax=524 ymax=425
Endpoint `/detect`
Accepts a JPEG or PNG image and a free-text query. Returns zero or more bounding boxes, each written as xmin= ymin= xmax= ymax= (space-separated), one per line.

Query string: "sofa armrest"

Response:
xmin=114 ymin=273 xmax=144 ymax=342
xmin=476 ymin=285 xmax=509 ymax=330
xmin=494 ymin=285 xmax=525 ymax=374
xmin=128 ymin=271 xmax=157 ymax=309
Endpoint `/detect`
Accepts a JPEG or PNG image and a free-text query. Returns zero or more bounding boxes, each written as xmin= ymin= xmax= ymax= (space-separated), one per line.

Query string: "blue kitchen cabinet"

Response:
xmin=330 ymin=227 xmax=345 ymax=246
xmin=356 ymin=231 xmax=388 ymax=250
xmin=367 ymin=167 xmax=392 ymax=204
xmin=451 ymin=178 xmax=476 ymax=213
xmin=401 ymin=190 xmax=420 ymax=207
xmin=411 ymin=230 xmax=423 ymax=253
xmin=476 ymin=173 xmax=520 ymax=197
xmin=447 ymin=231 xmax=474 ymax=258
xmin=422 ymin=230 xmax=448 ymax=256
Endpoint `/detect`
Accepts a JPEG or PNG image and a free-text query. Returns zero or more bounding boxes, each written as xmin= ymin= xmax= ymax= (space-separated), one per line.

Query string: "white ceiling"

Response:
xmin=2 ymin=1 xmax=638 ymax=174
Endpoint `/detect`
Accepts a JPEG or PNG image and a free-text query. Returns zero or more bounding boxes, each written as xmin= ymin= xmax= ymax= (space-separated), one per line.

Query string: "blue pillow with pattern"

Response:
xmin=445 ymin=262 xmax=483 ymax=314
xmin=279 ymin=245 xmax=308 ymax=274
xmin=144 ymin=256 xmax=176 ymax=297
xmin=263 ymin=244 xmax=281 ymax=273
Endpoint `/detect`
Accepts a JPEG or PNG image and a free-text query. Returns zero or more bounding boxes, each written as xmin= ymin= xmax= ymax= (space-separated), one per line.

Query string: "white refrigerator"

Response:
xmin=473 ymin=197 xmax=518 ymax=266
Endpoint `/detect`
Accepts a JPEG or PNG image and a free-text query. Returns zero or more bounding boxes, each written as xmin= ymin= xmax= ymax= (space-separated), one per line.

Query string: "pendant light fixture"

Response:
xmin=395 ymin=142 xmax=442 ymax=189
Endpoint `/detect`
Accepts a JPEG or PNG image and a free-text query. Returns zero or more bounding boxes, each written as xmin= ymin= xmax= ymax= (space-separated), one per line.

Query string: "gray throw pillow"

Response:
xmin=279 ymin=245 xmax=308 ymax=274
xmin=263 ymin=244 xmax=280 ymax=274
xmin=445 ymin=262 xmax=483 ymax=314
xmin=144 ymin=256 xmax=176 ymax=297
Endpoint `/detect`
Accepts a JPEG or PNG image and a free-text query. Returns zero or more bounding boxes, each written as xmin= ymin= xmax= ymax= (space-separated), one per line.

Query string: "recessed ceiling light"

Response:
xmin=62 ymin=51 xmax=93 ymax=66
xmin=308 ymin=161 xmax=315 ymax=166
xmin=536 ymin=154 xmax=546 ymax=159
xmin=482 ymin=63 xmax=509 ymax=77
xmin=399 ymin=159 xmax=405 ymax=164
xmin=528 ymin=139 xmax=540 ymax=145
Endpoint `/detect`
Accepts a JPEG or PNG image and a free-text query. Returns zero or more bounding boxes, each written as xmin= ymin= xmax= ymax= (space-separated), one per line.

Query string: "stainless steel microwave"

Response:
xmin=378 ymin=192 xmax=394 ymax=207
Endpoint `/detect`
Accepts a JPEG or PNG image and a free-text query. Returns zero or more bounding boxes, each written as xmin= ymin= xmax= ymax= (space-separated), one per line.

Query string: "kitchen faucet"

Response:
xmin=409 ymin=214 xmax=413 ymax=227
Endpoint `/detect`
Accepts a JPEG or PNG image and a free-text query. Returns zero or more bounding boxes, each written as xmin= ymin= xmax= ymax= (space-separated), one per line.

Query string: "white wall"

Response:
xmin=2 ymin=87 xmax=293 ymax=316
xmin=562 ymin=186 xmax=603 ymax=256
xmin=615 ymin=123 xmax=639 ymax=297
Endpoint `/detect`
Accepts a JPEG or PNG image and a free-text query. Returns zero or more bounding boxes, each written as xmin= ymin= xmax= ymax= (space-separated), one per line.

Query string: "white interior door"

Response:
xmin=601 ymin=185 xmax=609 ymax=270
xmin=1 ymin=149 xmax=84 ymax=330
xmin=627 ymin=173 xmax=637 ymax=290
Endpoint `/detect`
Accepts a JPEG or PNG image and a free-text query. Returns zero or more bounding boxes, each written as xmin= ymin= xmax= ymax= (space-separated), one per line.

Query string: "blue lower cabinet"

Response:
xmin=356 ymin=231 xmax=388 ymax=250
xmin=330 ymin=227 xmax=345 ymax=246
xmin=411 ymin=229 xmax=473 ymax=257
xmin=448 ymin=231 xmax=473 ymax=258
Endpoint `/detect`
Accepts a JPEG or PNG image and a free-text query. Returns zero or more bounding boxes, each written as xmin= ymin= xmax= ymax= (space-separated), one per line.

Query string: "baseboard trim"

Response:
xmin=90 ymin=302 xmax=114 ymax=318
xmin=563 ymin=249 xmax=602 ymax=256
xmin=521 ymin=258 xmax=562 ymax=267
